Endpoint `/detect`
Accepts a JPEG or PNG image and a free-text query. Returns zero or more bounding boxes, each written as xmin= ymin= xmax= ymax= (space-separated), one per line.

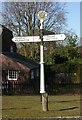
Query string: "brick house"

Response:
xmin=0 ymin=25 xmax=40 ymax=94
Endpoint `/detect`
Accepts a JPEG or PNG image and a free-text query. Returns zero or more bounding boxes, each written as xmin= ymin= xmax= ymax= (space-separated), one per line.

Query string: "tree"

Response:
xmin=2 ymin=2 xmax=67 ymax=62
xmin=54 ymin=54 xmax=68 ymax=64
xmin=50 ymin=32 xmax=79 ymax=64
xmin=65 ymin=33 xmax=79 ymax=60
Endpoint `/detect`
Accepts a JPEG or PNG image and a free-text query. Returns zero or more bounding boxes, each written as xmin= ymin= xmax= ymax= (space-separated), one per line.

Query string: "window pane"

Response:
xmin=8 ymin=70 xmax=17 ymax=80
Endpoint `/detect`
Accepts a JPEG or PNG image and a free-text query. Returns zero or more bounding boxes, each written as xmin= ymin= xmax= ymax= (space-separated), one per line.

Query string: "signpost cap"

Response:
xmin=38 ymin=10 xmax=47 ymax=21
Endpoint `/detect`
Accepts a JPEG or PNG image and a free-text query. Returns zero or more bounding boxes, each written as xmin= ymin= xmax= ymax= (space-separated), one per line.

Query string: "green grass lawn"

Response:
xmin=2 ymin=94 xmax=81 ymax=118
xmin=0 ymin=96 xmax=2 ymax=118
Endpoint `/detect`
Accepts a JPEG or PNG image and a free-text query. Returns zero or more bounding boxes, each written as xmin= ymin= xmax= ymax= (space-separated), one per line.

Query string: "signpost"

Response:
xmin=38 ymin=11 xmax=47 ymax=111
xmin=12 ymin=34 xmax=66 ymax=43
xmin=12 ymin=10 xmax=66 ymax=112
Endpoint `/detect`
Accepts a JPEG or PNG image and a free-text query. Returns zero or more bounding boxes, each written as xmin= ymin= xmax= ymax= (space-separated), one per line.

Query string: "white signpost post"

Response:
xmin=12 ymin=11 xmax=66 ymax=112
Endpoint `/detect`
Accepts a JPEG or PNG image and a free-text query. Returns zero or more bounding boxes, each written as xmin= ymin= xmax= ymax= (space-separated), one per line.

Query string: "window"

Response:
xmin=36 ymin=69 xmax=39 ymax=77
xmin=31 ymin=70 xmax=34 ymax=79
xmin=10 ymin=46 xmax=13 ymax=52
xmin=8 ymin=70 xmax=18 ymax=80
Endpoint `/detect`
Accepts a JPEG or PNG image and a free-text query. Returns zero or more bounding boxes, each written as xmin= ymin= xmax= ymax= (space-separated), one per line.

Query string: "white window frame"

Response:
xmin=8 ymin=70 xmax=18 ymax=80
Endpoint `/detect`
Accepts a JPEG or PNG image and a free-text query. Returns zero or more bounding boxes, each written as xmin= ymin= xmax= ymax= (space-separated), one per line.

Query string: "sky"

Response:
xmin=0 ymin=1 xmax=80 ymax=38
xmin=66 ymin=2 xmax=80 ymax=37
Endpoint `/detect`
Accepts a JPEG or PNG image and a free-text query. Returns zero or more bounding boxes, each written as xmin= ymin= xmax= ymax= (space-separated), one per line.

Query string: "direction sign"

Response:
xmin=12 ymin=36 xmax=40 ymax=43
xmin=43 ymin=34 xmax=66 ymax=42
xmin=12 ymin=34 xmax=66 ymax=43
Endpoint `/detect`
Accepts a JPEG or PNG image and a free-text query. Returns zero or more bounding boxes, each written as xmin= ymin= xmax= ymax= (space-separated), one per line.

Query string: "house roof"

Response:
xmin=1 ymin=54 xmax=21 ymax=70
xmin=0 ymin=24 xmax=12 ymax=34
xmin=1 ymin=52 xmax=39 ymax=71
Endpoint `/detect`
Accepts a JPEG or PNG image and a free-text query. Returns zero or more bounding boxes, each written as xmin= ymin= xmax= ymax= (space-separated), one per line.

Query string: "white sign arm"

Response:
xmin=12 ymin=34 xmax=66 ymax=43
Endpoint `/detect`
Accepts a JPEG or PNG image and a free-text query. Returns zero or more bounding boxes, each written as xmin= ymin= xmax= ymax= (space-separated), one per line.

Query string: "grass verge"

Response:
xmin=2 ymin=94 xmax=81 ymax=118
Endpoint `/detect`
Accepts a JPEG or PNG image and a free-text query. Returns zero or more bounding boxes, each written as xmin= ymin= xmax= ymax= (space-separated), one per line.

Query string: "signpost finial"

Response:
xmin=38 ymin=10 xmax=47 ymax=22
